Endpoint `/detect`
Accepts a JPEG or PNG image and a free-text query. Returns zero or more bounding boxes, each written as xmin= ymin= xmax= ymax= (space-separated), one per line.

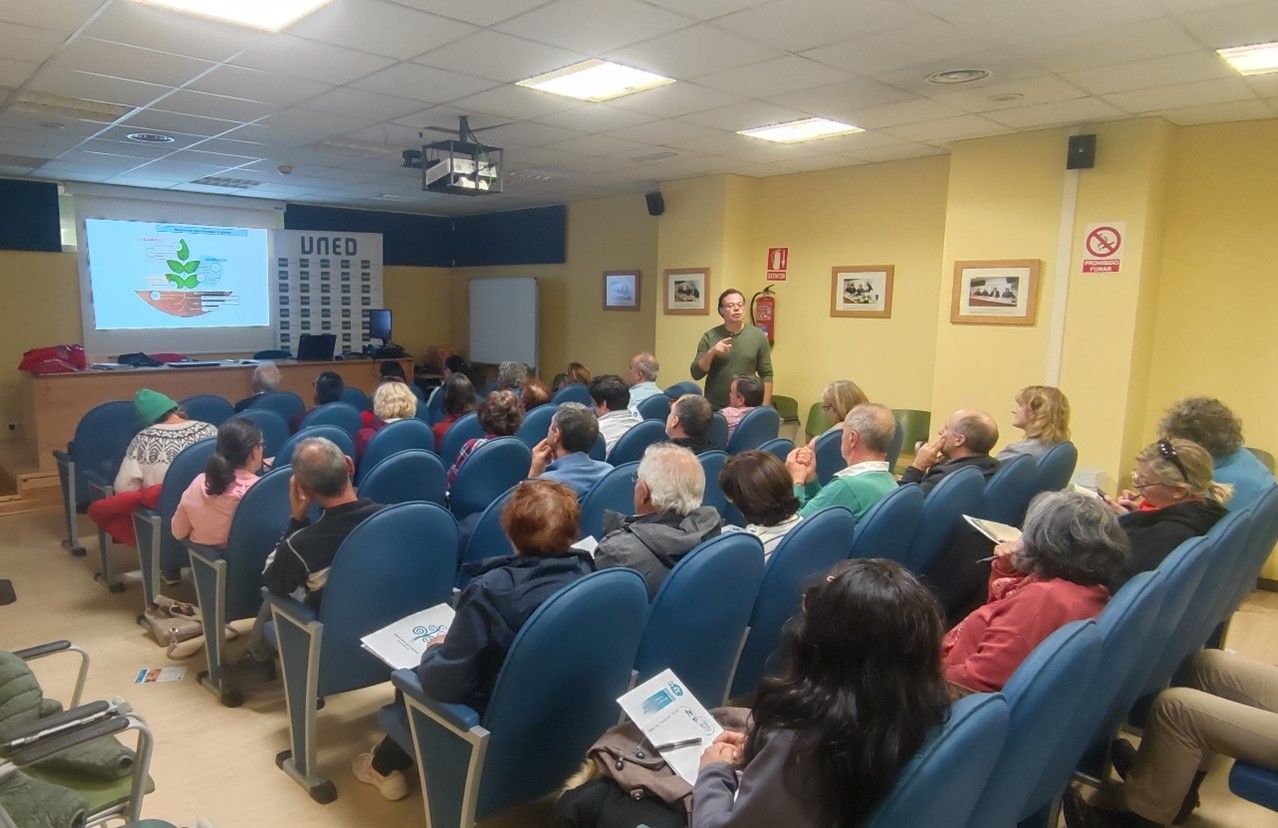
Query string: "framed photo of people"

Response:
xmin=951 ymin=259 xmax=1041 ymax=326
xmin=830 ymin=265 xmax=894 ymax=318
xmin=663 ymin=267 xmax=710 ymax=315
xmin=603 ymin=270 xmax=641 ymax=311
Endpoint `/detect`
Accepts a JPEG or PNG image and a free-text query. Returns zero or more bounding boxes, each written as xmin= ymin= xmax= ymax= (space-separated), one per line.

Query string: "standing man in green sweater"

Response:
xmin=690 ymin=288 xmax=774 ymax=408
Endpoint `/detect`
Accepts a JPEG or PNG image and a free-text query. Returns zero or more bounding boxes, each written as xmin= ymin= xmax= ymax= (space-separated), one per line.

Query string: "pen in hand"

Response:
xmin=974 ymin=555 xmax=997 ymax=564
xmin=654 ymin=737 xmax=704 ymax=752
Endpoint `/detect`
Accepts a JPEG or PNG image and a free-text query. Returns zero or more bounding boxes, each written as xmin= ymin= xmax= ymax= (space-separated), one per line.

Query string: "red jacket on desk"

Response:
xmin=942 ymin=557 xmax=1110 ymax=693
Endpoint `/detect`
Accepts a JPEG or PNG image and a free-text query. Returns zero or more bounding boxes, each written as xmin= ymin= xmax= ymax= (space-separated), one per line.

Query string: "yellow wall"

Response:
xmin=382 ymin=264 xmax=455 ymax=359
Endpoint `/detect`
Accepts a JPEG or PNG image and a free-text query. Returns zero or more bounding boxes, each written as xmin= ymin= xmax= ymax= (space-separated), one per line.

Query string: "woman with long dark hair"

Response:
xmin=172 ymin=417 xmax=264 ymax=548
xmin=432 ymin=372 xmax=477 ymax=447
xmin=692 ymin=558 xmax=951 ymax=827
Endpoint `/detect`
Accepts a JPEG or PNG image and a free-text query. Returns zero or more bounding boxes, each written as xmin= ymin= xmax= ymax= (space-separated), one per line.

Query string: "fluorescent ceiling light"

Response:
xmin=516 ymin=59 xmax=674 ymax=102
xmin=737 ymin=117 xmax=863 ymax=144
xmin=130 ymin=0 xmax=334 ymax=32
xmin=1217 ymin=41 xmax=1278 ymax=76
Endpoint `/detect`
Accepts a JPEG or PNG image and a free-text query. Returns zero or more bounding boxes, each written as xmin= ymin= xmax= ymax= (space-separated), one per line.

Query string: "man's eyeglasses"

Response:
xmin=1158 ymin=438 xmax=1188 ymax=481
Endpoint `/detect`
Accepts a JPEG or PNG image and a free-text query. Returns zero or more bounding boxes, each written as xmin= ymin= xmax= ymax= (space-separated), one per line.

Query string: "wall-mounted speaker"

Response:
xmin=645 ymin=191 xmax=665 ymax=216
xmin=1067 ymin=134 xmax=1097 ymax=170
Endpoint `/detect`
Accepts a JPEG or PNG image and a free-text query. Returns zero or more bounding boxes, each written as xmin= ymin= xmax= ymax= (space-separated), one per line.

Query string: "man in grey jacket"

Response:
xmin=594 ymin=442 xmax=722 ymax=599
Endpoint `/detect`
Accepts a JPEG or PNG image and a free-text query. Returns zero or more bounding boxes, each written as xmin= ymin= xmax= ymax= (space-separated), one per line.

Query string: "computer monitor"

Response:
xmin=368 ymin=308 xmax=392 ymax=344
xmin=296 ymin=333 xmax=336 ymax=361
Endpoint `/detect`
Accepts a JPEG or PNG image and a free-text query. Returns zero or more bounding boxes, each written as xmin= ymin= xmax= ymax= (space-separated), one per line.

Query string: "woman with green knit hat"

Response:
xmin=87 ymin=389 xmax=217 ymax=547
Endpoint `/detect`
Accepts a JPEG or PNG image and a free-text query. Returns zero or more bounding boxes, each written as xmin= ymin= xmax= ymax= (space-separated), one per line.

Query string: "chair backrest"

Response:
xmin=179 ymin=394 xmax=234 ymax=427
xmin=66 ymin=401 xmax=142 ymax=502
xmin=975 ymin=453 xmax=1036 ymax=526
xmin=318 ymin=502 xmax=459 ymax=696
xmin=906 ymin=465 xmax=986 ymax=575
xmin=157 ymin=438 xmax=219 ymax=570
xmin=355 ymin=418 xmax=436 ymax=484
xmin=757 ymin=437 xmax=795 ymax=463
xmin=664 ymin=381 xmax=700 ymax=398
xmin=847 ymin=484 xmax=924 ymax=566
xmin=587 ymin=433 xmax=607 ymax=461
xmin=339 ymin=386 xmax=372 ymax=412
xmin=890 ymin=409 xmax=931 ymax=459
xmin=771 ymin=395 xmax=799 ymax=424
xmin=299 ymin=402 xmax=363 ymax=436
xmin=965 ymin=620 xmax=1102 ymax=827
xmin=803 ymin=401 xmax=833 ymax=443
xmin=221 ymin=465 xmax=294 ymax=620
xmin=245 ymin=390 xmax=306 ymax=423
xmin=1032 ymin=441 xmax=1078 ymax=495
xmin=273 ymin=425 xmax=355 ymax=467
xmin=698 ymin=450 xmax=730 ymax=517
xmin=253 ymin=349 xmax=291 ymax=360
xmin=729 ymin=506 xmax=856 ymax=699
xmin=550 ymin=384 xmax=592 ymax=406
xmin=606 ymin=419 xmax=666 ymax=466
xmin=459 ymin=485 xmax=518 ymax=570
xmin=578 ymin=461 xmax=640 ymax=541
xmin=514 ymin=403 xmax=559 ymax=447
xmin=421 ymin=386 xmax=445 ymax=425
xmin=635 ymin=532 xmax=766 ymax=705
xmin=885 ymin=419 xmax=905 ymax=471
xmin=1227 ymin=486 xmax=1278 ymax=612
xmin=450 ymin=437 xmax=533 ymax=520
xmin=707 ymin=412 xmax=729 ymax=450
xmin=1138 ymin=536 xmax=1213 ymax=698
xmin=635 ymin=393 xmax=670 ymax=421
xmin=357 ymin=450 xmax=446 ymax=506
xmin=439 ymin=411 xmax=485 ymax=467
xmin=865 ymin=693 xmax=1010 ymax=828
xmin=236 ymin=408 xmax=289 ymax=458
xmin=478 ymin=569 xmax=649 ymax=818
xmin=813 ymin=428 xmax=843 ymax=484
xmin=725 ymin=406 xmax=780 ymax=454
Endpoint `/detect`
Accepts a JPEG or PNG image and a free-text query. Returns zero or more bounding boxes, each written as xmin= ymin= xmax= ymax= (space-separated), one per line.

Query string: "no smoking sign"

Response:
xmin=1082 ymin=222 xmax=1125 ymax=273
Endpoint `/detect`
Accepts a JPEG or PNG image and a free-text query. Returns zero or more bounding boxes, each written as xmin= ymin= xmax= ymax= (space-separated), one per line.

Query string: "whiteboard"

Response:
xmin=468 ymin=277 xmax=538 ymax=368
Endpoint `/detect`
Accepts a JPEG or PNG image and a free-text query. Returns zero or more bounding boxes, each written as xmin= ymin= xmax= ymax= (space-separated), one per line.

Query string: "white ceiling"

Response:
xmin=0 ymin=0 xmax=1275 ymax=215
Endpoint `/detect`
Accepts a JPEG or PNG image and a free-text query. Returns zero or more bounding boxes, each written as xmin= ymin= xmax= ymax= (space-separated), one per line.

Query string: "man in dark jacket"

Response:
xmin=665 ymin=394 xmax=714 ymax=454
xmin=900 ymin=408 xmax=1001 ymax=494
xmin=595 ymin=442 xmax=723 ymax=598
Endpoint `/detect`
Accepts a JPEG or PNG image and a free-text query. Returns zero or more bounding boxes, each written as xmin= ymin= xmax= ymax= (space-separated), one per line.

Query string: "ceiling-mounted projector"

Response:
xmin=402 ymin=116 xmax=503 ymax=196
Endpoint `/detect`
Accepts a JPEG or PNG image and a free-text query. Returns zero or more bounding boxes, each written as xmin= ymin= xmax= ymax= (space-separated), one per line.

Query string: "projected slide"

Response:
xmin=85 ymin=219 xmax=270 ymax=330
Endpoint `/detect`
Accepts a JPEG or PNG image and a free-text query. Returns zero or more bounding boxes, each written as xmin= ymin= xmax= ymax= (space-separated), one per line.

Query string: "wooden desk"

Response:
xmin=22 ymin=358 xmax=412 ymax=474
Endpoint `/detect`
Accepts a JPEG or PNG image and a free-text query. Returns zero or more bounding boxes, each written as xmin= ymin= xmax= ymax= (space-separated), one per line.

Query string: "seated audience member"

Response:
xmin=496 ymin=361 xmax=528 ymax=394
xmin=425 ymin=355 xmax=470 ymax=407
xmin=813 ymin=379 xmax=869 ymax=440
xmin=234 ymin=361 xmax=281 ymax=412
xmin=244 ymin=437 xmax=382 ymax=665
xmin=1102 ymin=438 xmax=1230 ymax=578
xmin=900 ymin=409 xmax=1001 ymax=494
xmin=290 ymin=370 xmax=345 ymax=432
xmin=719 ymin=374 xmax=764 ymax=438
xmin=378 ymin=360 xmax=405 ymax=382
xmin=522 ymin=377 xmax=551 ymax=411
xmin=595 ymin=443 xmax=722 ymax=598
xmin=354 ymin=480 xmax=595 ymax=800
xmin=360 ymin=365 xmax=411 ymax=429
xmin=589 ymin=374 xmax=642 ymax=453
xmin=943 ymin=491 xmax=1128 ymax=694
xmin=88 ymin=390 xmax=217 ymax=546
xmin=689 ymin=559 xmax=950 ymax=826
xmin=1063 ymin=648 xmax=1278 ymax=828
xmin=720 ymin=451 xmax=801 ymax=561
xmin=666 ymin=394 xmax=714 ymax=454
xmin=529 ymin=403 xmax=612 ymax=496
xmin=997 ymin=385 xmax=1071 ymax=461
xmin=1160 ymin=396 xmax=1275 ymax=511
xmin=171 ymin=417 xmax=263 ymax=548
xmin=565 ymin=361 xmax=592 ymax=387
xmin=627 ymin=352 xmax=662 ymax=411
xmin=787 ymin=403 xmax=898 ymax=520
xmin=432 ymin=373 xmax=477 ymax=448
xmin=446 ymin=390 xmax=523 ymax=487
xmin=354 ymin=380 xmax=417 ymax=461
xmin=550 ymin=372 xmax=568 ymax=392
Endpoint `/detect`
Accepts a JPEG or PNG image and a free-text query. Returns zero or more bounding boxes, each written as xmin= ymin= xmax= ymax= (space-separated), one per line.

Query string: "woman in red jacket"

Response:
xmin=943 ymin=490 xmax=1129 ymax=694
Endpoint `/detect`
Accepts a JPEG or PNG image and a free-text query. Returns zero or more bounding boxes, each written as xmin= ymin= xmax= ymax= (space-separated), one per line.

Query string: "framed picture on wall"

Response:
xmin=831 ymin=265 xmax=894 ymax=318
xmin=663 ymin=268 xmax=711 ymax=315
xmin=603 ymin=270 xmax=641 ymax=311
xmin=951 ymin=259 xmax=1041 ymax=326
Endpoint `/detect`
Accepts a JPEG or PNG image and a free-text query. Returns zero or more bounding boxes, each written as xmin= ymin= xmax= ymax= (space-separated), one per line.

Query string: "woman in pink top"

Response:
xmin=172 ymin=418 xmax=264 ymax=548
xmin=943 ymin=490 xmax=1129 ymax=694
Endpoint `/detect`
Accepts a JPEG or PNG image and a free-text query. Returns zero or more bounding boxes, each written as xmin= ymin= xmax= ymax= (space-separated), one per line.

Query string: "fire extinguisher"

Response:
xmin=751 ymin=286 xmax=777 ymax=344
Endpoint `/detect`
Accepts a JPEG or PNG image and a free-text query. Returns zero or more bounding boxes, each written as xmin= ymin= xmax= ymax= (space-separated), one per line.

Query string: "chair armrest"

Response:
xmin=261 ymin=588 xmax=317 ymax=625
xmin=4 ymin=712 xmax=128 ymax=768
xmin=0 ymin=700 xmax=113 ymax=752
xmin=134 ymin=506 xmax=159 ymax=521
xmin=84 ymin=469 xmax=114 ymax=500
xmin=52 ymin=449 xmax=71 ymax=465
xmin=12 ymin=640 xmax=71 ymax=660
xmin=186 ymin=542 xmax=225 ymax=565
xmin=391 ymin=668 xmax=481 ymax=731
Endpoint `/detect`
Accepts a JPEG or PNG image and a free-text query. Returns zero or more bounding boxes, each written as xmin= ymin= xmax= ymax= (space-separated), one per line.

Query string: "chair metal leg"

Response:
xmin=189 ymin=550 xmax=241 ymax=707
xmin=94 ymin=523 xmax=124 ymax=594
xmin=273 ymin=610 xmax=336 ymax=803
xmin=56 ymin=460 xmax=87 ymax=557
xmin=134 ymin=512 xmax=161 ymax=610
xmin=404 ymin=693 xmax=488 ymax=828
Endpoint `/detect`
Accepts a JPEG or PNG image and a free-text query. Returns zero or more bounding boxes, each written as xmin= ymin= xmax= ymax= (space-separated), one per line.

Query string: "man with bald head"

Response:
xmin=900 ymin=408 xmax=1001 ymax=494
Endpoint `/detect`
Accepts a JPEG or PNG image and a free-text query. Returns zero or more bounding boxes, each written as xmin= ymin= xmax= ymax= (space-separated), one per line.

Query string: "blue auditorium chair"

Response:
xmin=725 ymin=406 xmax=780 ymax=454
xmin=1032 ymin=440 xmax=1078 ymax=495
xmin=245 ymin=390 xmax=306 ymax=425
xmin=606 ymin=419 xmax=665 ymax=465
xmin=757 ymin=437 xmax=795 ymax=463
xmin=846 ymin=484 xmax=924 ymax=565
xmin=578 ymin=462 xmax=640 ymax=541
xmin=707 ymin=412 xmax=729 ymax=450
xmin=1230 ymin=762 xmax=1278 ymax=813
xmin=514 ymin=403 xmax=558 ymax=447
xmin=975 ymin=452 xmax=1036 ymax=526
xmin=236 ymin=408 xmax=289 ymax=458
xmin=698 ymin=450 xmax=730 ymax=517
xmin=664 ymin=381 xmax=700 ymax=398
xmin=449 ymin=437 xmax=532 ymax=522
xmin=813 ymin=428 xmax=843 ymax=484
xmin=457 ymin=485 xmax=517 ymax=580
xmin=438 ymin=411 xmax=485 ymax=467
xmin=179 ymin=394 xmax=234 ymax=427
xmin=273 ymin=426 xmax=355 ymax=467
xmin=904 ymin=465 xmax=985 ymax=574
xmin=339 ymin=386 xmax=372 ymax=412
xmin=358 ymin=450 xmax=446 ymax=506
xmin=355 ymin=418 xmax=435 ymax=485
xmin=298 ymin=402 xmax=362 ymax=436
xmin=131 ymin=438 xmax=217 ymax=606
xmin=635 ymin=393 xmax=669 ymax=421
xmin=885 ymin=419 xmax=905 ymax=472
xmin=53 ymin=400 xmax=141 ymax=558
xmin=550 ymin=383 xmax=591 ymax=406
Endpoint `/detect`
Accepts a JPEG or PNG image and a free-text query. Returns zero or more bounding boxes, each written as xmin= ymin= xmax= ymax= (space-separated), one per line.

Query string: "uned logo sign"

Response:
xmin=299 ymin=235 xmax=359 ymax=256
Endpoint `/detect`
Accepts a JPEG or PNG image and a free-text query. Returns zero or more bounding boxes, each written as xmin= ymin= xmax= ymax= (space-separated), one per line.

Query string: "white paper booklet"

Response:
xmin=1070 ymin=483 xmax=1103 ymax=499
xmin=571 ymin=535 xmax=599 ymax=557
xmin=360 ymin=604 xmax=456 ymax=670
xmin=963 ymin=515 xmax=1023 ymax=544
xmin=617 ymin=669 xmax=723 ymax=786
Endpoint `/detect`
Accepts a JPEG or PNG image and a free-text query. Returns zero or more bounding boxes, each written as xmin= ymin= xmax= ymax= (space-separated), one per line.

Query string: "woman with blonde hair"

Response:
xmin=1102 ymin=437 xmax=1231 ymax=578
xmin=816 ymin=379 xmax=868 ymax=437
xmin=565 ymin=362 xmax=592 ymax=387
xmin=354 ymin=380 xmax=418 ymax=460
xmin=998 ymin=385 xmax=1070 ymax=461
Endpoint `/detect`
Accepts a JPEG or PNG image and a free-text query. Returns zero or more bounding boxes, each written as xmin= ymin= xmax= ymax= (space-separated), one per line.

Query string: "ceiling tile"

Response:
xmin=50 ymin=38 xmax=215 ymax=88
xmin=181 ymin=147 xmax=268 ymax=165
xmin=415 ymin=31 xmax=585 ymax=83
xmin=982 ymin=96 xmax=1128 ymax=129
xmin=496 ymin=0 xmax=695 ymax=54
xmin=1153 ymin=98 xmax=1276 ymax=125
xmin=848 ymin=139 xmax=947 ymax=163
xmin=0 ymin=126 xmax=94 ymax=150
xmin=714 ymin=0 xmax=928 ymax=52
xmin=931 ymin=76 xmax=1089 ymax=113
xmin=941 ymin=0 xmax=1166 ymax=38
xmin=0 ymin=139 xmax=66 ymax=159
xmin=608 ymin=83 xmax=744 ymax=118
xmin=605 ymin=118 xmax=723 ymax=146
xmin=55 ymin=151 xmax=149 ymax=172
xmin=82 ymin=1 xmax=268 ymax=62
xmin=0 ymin=20 xmax=69 ymax=64
xmin=679 ymin=100 xmax=810 ymax=131
xmin=545 ymin=132 xmax=662 ymax=158
xmin=870 ymin=51 xmax=1048 ymax=96
xmin=231 ymin=35 xmax=396 ymax=86
xmin=644 ymin=0 xmax=772 ymax=18
xmin=219 ymin=123 xmax=319 ymax=148
xmin=1246 ymin=73 xmax=1278 ymax=98
xmin=533 ymin=104 xmax=653 ymax=133
xmin=121 ymin=109 xmax=241 ymax=138
xmin=842 ymin=97 xmax=966 ymax=130
xmin=296 ymin=87 xmax=425 ymax=121
xmin=662 ymin=129 xmax=768 ymax=154
xmin=344 ymin=122 xmax=443 ymax=148
xmin=34 ymin=161 xmax=117 ymax=181
xmin=447 ymin=85 xmax=583 ymax=121
xmin=1064 ymin=52 xmax=1237 ymax=96
xmin=1174 ymin=0 xmax=1278 ymax=48
xmin=0 ymin=58 xmax=37 ymax=88
xmin=695 ymin=55 xmax=851 ymax=98
xmin=187 ymin=66 xmax=333 ymax=107
xmin=160 ymin=89 xmax=278 ymax=122
xmin=801 ymin=18 xmax=994 ymax=77
xmin=258 ymin=107 xmax=378 ymax=139
xmin=608 ymin=24 xmax=784 ymax=79
xmin=285 ymin=0 xmax=476 ymax=60
xmin=94 ymin=125 xmax=205 ymax=149
xmin=392 ymin=106 xmax=509 ymax=132
xmin=350 ymin=63 xmax=498 ymax=105
xmin=459 ymin=121 xmax=586 ymax=149
xmin=1014 ymin=18 xmax=1205 ymax=75
xmin=27 ymin=67 xmax=174 ymax=108
xmin=78 ymin=137 xmax=181 ymax=159
xmin=884 ymin=114 xmax=1006 ymax=142
xmin=0 ymin=0 xmax=104 ymax=34
xmin=1102 ymin=77 xmax=1258 ymax=112
xmin=388 ymin=0 xmax=550 ymax=27
xmin=766 ymin=77 xmax=915 ymax=120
